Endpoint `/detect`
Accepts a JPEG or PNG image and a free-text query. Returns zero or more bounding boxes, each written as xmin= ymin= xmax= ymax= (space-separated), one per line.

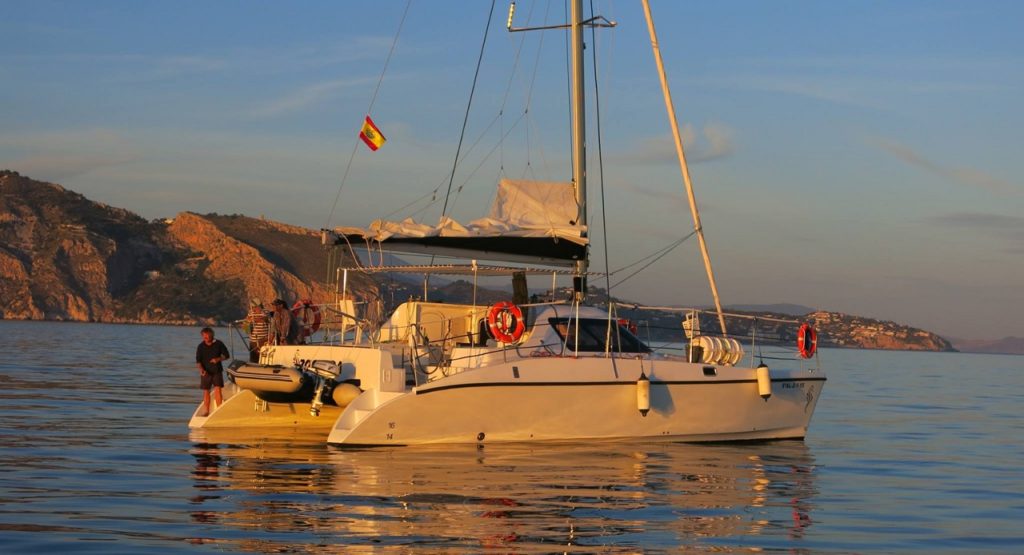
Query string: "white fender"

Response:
xmin=756 ymin=363 xmax=772 ymax=401
xmin=636 ymin=372 xmax=651 ymax=417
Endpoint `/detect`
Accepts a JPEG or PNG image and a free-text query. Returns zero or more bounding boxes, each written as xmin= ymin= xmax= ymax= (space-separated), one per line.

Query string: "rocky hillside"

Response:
xmin=0 ymin=171 xmax=373 ymax=324
xmin=0 ymin=170 xmax=166 ymax=322
xmin=615 ymin=304 xmax=956 ymax=352
xmin=808 ymin=311 xmax=954 ymax=351
xmin=0 ymin=170 xmax=962 ymax=351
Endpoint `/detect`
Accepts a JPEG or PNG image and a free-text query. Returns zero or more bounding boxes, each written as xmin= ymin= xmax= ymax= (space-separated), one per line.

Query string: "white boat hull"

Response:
xmin=188 ymin=386 xmax=344 ymax=429
xmin=188 ymin=344 xmax=403 ymax=431
xmin=327 ymin=357 xmax=824 ymax=445
xmin=187 ymin=316 xmax=825 ymax=446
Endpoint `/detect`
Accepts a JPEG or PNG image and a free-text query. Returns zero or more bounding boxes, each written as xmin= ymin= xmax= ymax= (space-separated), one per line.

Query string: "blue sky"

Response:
xmin=2 ymin=0 xmax=1022 ymax=340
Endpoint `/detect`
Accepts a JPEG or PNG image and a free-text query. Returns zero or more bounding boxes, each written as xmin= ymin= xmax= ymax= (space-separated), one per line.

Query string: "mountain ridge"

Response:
xmin=0 ymin=170 xmax=374 ymax=324
xmin=948 ymin=336 xmax=1024 ymax=355
xmin=0 ymin=170 xmax=969 ymax=352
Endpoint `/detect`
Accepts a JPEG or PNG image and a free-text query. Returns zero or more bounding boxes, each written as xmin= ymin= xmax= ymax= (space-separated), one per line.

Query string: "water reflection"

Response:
xmin=187 ymin=431 xmax=818 ymax=551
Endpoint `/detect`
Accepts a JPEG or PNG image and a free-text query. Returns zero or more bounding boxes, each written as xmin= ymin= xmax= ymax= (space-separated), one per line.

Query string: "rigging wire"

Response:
xmin=374 ymin=0 xmax=557 ymax=224
xmin=563 ymin=0 xmax=573 ymax=182
xmin=439 ymin=0 xmax=498 ymax=219
xmin=402 ymin=1 xmax=554 ymax=223
xmin=382 ymin=109 xmax=507 ymax=221
xmin=428 ymin=0 xmax=495 ymax=294
xmin=410 ymin=112 xmax=528 ymax=220
xmin=324 ymin=0 xmax=412 ymax=230
xmin=588 ymin=0 xmax=612 ymax=306
xmin=585 ymin=0 xmax=619 ymax=361
xmin=446 ymin=111 xmax=529 ymax=215
xmin=498 ymin=0 xmax=536 ymax=177
xmin=522 ymin=0 xmax=555 ymax=180
xmin=609 ymin=230 xmax=697 ymax=289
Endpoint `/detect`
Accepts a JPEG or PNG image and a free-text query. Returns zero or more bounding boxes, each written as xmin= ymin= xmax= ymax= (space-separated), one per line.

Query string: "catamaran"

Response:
xmin=189 ymin=1 xmax=825 ymax=445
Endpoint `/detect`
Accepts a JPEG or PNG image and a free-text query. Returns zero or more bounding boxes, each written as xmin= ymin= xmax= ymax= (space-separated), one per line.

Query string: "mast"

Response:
xmin=570 ymin=0 xmax=587 ymax=291
xmin=507 ymin=1 xmax=612 ymax=300
xmin=641 ymin=0 xmax=727 ymax=335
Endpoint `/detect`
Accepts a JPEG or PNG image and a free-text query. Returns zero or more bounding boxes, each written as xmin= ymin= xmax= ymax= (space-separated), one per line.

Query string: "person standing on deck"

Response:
xmin=195 ymin=327 xmax=230 ymax=417
xmin=271 ymin=299 xmax=294 ymax=345
xmin=246 ymin=298 xmax=270 ymax=362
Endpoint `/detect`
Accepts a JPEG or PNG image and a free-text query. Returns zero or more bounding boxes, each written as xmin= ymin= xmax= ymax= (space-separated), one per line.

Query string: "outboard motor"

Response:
xmin=308 ymin=361 xmax=341 ymax=416
xmin=310 ymin=360 xmax=341 ymax=380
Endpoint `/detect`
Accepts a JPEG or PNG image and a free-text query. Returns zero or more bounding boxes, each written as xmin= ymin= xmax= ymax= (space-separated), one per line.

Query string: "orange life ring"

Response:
xmin=487 ymin=301 xmax=526 ymax=343
xmin=797 ymin=323 xmax=817 ymax=359
xmin=617 ymin=318 xmax=638 ymax=335
xmin=291 ymin=299 xmax=322 ymax=338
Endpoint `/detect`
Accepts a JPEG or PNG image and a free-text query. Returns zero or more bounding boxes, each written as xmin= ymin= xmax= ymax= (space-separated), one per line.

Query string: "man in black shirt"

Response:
xmin=195 ymin=327 xmax=230 ymax=417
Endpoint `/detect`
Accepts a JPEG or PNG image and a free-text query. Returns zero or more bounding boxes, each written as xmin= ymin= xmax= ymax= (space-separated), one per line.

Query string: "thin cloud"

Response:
xmin=0 ymin=128 xmax=139 ymax=180
xmin=1 ymin=52 xmax=227 ymax=80
xmin=925 ymin=212 xmax=1024 ymax=253
xmin=251 ymin=77 xmax=376 ymax=117
xmin=150 ymin=55 xmax=227 ymax=77
xmin=871 ymin=137 xmax=1019 ymax=195
xmin=926 ymin=212 xmax=1024 ymax=236
xmin=738 ymin=76 xmax=881 ymax=109
xmin=612 ymin=182 xmax=687 ymax=207
xmin=3 ymin=154 xmax=136 ymax=181
xmin=701 ymin=59 xmax=1001 ymax=113
xmin=1 ymin=36 xmax=393 ymax=82
xmin=735 ymin=74 xmax=993 ymax=104
xmin=691 ymin=123 xmax=734 ymax=162
xmin=614 ymin=123 xmax=735 ymax=165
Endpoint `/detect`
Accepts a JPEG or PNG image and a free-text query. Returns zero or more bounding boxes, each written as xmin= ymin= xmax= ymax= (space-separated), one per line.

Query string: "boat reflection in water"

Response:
xmin=188 ymin=430 xmax=818 ymax=551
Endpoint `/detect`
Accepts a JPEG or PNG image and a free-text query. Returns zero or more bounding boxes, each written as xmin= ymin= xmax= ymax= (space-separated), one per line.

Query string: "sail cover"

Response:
xmin=332 ymin=179 xmax=587 ymax=266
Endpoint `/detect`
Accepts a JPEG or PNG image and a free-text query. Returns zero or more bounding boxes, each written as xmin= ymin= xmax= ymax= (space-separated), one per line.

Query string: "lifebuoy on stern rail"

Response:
xmin=797 ymin=323 xmax=817 ymax=359
xmin=292 ymin=299 xmax=322 ymax=339
xmin=487 ymin=301 xmax=526 ymax=343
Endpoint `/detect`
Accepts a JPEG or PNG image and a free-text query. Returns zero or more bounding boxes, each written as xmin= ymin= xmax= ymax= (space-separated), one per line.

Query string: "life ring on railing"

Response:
xmin=617 ymin=318 xmax=639 ymax=335
xmin=487 ymin=301 xmax=526 ymax=343
xmin=291 ymin=299 xmax=322 ymax=338
xmin=797 ymin=323 xmax=817 ymax=359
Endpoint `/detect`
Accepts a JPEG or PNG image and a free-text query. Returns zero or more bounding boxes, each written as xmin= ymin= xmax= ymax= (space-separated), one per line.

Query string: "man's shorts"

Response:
xmin=200 ymin=370 xmax=225 ymax=390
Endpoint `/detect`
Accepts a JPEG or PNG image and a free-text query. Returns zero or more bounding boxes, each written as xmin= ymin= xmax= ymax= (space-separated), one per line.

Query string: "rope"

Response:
xmin=443 ymin=111 xmax=528 ymax=215
xmin=498 ymin=0 xmax=535 ymax=177
xmin=563 ymin=0 xmax=573 ymax=180
xmin=324 ymin=0 xmax=413 ymax=229
xmin=589 ymin=0 xmax=612 ymax=307
xmin=440 ymin=0 xmax=498 ymax=219
xmin=609 ymin=230 xmax=697 ymax=289
xmin=428 ymin=0 xmax=497 ymax=289
xmin=383 ymin=108 xmax=505 ymax=221
xmin=399 ymin=1 xmax=551 ymax=222
xmin=521 ymin=0 xmax=554 ymax=179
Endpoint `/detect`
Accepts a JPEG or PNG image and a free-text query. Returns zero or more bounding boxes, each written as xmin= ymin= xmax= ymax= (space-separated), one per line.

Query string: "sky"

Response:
xmin=2 ymin=0 xmax=1022 ymax=340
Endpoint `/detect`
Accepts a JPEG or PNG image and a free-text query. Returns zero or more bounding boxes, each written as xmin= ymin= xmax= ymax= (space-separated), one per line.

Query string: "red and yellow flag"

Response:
xmin=359 ymin=115 xmax=386 ymax=151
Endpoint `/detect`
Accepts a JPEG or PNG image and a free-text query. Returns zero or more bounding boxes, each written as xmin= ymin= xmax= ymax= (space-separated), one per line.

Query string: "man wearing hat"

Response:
xmin=246 ymin=297 xmax=270 ymax=362
xmin=271 ymin=298 xmax=295 ymax=345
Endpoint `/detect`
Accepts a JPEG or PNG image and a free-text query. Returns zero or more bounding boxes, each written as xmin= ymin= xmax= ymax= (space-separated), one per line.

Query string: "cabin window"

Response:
xmin=548 ymin=318 xmax=651 ymax=353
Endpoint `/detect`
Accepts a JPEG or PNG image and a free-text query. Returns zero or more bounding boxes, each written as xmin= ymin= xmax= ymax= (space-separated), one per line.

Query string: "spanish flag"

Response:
xmin=359 ymin=115 xmax=386 ymax=151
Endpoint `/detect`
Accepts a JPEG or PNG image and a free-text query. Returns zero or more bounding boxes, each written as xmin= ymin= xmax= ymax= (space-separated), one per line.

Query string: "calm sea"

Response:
xmin=0 ymin=320 xmax=1021 ymax=553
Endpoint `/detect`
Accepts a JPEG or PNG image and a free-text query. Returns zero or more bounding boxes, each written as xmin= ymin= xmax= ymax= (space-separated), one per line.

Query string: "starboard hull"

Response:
xmin=327 ymin=357 xmax=825 ymax=446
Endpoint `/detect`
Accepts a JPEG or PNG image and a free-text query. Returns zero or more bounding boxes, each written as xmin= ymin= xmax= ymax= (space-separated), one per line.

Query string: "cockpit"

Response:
xmin=547 ymin=317 xmax=651 ymax=354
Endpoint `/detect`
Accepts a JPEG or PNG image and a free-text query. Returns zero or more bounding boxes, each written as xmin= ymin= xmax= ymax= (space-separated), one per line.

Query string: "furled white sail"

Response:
xmin=333 ymin=179 xmax=587 ymax=265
